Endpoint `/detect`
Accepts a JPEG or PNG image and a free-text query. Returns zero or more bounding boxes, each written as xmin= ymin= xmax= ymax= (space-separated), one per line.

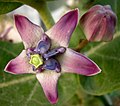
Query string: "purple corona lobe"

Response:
xmin=43 ymin=47 xmax=66 ymax=59
xmin=43 ymin=59 xmax=61 ymax=73
xmin=35 ymin=34 xmax=51 ymax=54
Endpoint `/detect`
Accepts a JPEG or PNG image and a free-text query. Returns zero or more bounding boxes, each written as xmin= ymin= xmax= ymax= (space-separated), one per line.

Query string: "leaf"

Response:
xmin=79 ymin=32 xmax=120 ymax=95
xmin=0 ymin=41 xmax=23 ymax=70
xmin=0 ymin=0 xmax=55 ymax=3
xmin=0 ymin=0 xmax=57 ymax=15
xmin=69 ymin=26 xmax=85 ymax=48
xmin=84 ymin=97 xmax=105 ymax=106
xmin=0 ymin=2 xmax=22 ymax=15
xmin=0 ymin=41 xmax=78 ymax=106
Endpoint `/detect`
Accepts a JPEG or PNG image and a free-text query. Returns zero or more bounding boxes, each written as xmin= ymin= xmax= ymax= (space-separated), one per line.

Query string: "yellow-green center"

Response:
xmin=29 ymin=54 xmax=43 ymax=68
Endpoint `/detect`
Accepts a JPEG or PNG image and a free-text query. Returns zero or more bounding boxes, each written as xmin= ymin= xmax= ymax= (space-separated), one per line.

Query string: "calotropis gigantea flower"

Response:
xmin=80 ymin=5 xmax=117 ymax=41
xmin=5 ymin=9 xmax=101 ymax=104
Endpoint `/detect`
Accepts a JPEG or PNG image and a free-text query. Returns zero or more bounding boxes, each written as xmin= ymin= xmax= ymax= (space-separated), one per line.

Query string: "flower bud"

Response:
xmin=80 ymin=5 xmax=117 ymax=41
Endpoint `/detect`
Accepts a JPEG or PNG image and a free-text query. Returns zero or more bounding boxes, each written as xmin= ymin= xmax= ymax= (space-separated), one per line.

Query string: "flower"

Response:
xmin=80 ymin=5 xmax=117 ymax=41
xmin=5 ymin=9 xmax=101 ymax=104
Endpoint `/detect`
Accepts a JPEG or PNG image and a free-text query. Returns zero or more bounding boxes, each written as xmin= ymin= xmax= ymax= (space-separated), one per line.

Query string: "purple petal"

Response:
xmin=36 ymin=72 xmax=60 ymax=104
xmin=80 ymin=6 xmax=104 ymax=41
xmin=34 ymin=34 xmax=51 ymax=54
xmin=59 ymin=48 xmax=101 ymax=76
xmin=15 ymin=15 xmax=44 ymax=49
xmin=46 ymin=9 xmax=79 ymax=47
xmin=4 ymin=50 xmax=34 ymax=74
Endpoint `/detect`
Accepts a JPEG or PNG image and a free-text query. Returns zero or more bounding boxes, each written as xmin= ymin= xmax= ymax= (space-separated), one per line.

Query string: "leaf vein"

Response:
xmin=25 ymin=81 xmax=38 ymax=106
xmin=94 ymin=52 xmax=120 ymax=61
xmin=0 ymin=75 xmax=35 ymax=88
xmin=0 ymin=46 xmax=17 ymax=57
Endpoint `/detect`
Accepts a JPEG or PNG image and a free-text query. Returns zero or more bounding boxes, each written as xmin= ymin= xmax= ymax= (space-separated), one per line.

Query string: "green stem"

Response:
xmin=17 ymin=0 xmax=55 ymax=29
xmin=32 ymin=1 xmax=55 ymax=29
xmin=74 ymin=39 xmax=89 ymax=52
xmin=103 ymin=95 xmax=113 ymax=106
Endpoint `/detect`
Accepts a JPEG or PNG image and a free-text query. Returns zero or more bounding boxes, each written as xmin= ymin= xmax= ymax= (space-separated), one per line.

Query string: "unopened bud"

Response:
xmin=80 ymin=5 xmax=117 ymax=41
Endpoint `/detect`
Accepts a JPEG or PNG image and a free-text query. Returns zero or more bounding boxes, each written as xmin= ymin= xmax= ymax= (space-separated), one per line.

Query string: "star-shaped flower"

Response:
xmin=5 ymin=9 xmax=101 ymax=104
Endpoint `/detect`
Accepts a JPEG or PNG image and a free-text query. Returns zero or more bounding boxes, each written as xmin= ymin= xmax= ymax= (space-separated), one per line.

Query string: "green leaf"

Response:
xmin=0 ymin=41 xmax=23 ymax=72
xmin=0 ymin=41 xmax=78 ymax=106
xmin=0 ymin=0 xmax=55 ymax=3
xmin=0 ymin=2 xmax=22 ymax=15
xmin=0 ymin=0 xmax=53 ymax=14
xmin=79 ymin=32 xmax=120 ymax=95
xmin=84 ymin=97 xmax=105 ymax=106
xmin=69 ymin=26 xmax=85 ymax=48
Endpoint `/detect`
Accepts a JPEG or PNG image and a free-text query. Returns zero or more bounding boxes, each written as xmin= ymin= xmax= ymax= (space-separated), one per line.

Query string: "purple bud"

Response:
xmin=80 ymin=5 xmax=117 ymax=41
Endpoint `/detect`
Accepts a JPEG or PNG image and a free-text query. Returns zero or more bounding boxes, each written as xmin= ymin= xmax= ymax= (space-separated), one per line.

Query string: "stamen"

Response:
xmin=26 ymin=48 xmax=36 ymax=58
xmin=29 ymin=54 xmax=43 ymax=69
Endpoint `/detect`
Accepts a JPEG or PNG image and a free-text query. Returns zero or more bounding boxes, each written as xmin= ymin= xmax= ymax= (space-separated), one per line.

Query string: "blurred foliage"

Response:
xmin=0 ymin=0 xmax=57 ymax=15
xmin=0 ymin=2 xmax=22 ymax=14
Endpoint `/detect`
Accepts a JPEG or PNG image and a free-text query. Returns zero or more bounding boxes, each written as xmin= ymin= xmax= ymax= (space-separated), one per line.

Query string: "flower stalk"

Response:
xmin=31 ymin=1 xmax=55 ymax=29
xmin=74 ymin=39 xmax=89 ymax=52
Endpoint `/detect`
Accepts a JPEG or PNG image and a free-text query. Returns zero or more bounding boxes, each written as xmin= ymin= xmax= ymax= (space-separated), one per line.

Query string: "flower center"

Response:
xmin=27 ymin=34 xmax=66 ymax=73
xmin=29 ymin=54 xmax=43 ymax=68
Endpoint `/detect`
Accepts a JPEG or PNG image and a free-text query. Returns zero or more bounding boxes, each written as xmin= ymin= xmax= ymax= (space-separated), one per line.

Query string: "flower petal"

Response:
xmin=36 ymin=71 xmax=60 ymax=104
xmin=59 ymin=48 xmax=101 ymax=76
xmin=4 ymin=50 xmax=34 ymax=74
xmin=15 ymin=15 xmax=44 ymax=49
xmin=46 ymin=9 xmax=79 ymax=47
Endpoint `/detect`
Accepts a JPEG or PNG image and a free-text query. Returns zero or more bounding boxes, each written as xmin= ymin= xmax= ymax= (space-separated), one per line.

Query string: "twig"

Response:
xmin=74 ymin=39 xmax=89 ymax=52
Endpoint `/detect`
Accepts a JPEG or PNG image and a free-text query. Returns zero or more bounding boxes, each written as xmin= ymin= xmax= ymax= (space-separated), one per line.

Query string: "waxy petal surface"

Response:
xmin=35 ymin=34 xmax=51 ymax=54
xmin=43 ymin=59 xmax=61 ymax=73
xmin=36 ymin=72 xmax=60 ymax=104
xmin=80 ymin=7 xmax=104 ymax=41
xmin=5 ymin=50 xmax=34 ymax=74
xmin=46 ymin=9 xmax=79 ymax=47
xmin=59 ymin=48 xmax=101 ymax=76
xmin=15 ymin=15 xmax=44 ymax=48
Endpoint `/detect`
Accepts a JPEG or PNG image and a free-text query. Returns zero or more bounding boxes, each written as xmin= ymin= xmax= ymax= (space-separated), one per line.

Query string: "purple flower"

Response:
xmin=80 ymin=5 xmax=117 ymax=41
xmin=5 ymin=9 xmax=101 ymax=104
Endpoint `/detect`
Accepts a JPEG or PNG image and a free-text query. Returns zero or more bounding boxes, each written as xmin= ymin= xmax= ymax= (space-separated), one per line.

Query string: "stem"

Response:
xmin=18 ymin=0 xmax=55 ymax=29
xmin=74 ymin=39 xmax=89 ymax=52
xmin=33 ymin=1 xmax=55 ymax=29
xmin=103 ymin=95 xmax=113 ymax=106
